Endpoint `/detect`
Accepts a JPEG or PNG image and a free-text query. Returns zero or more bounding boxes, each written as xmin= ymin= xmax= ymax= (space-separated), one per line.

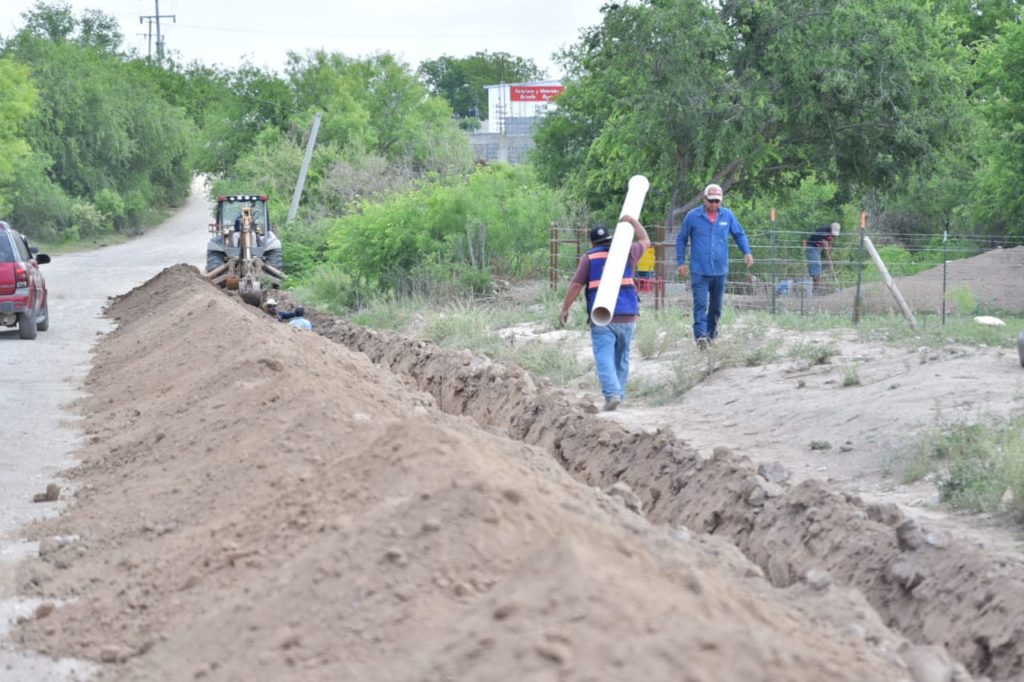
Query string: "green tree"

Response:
xmin=418 ymin=51 xmax=546 ymax=119
xmin=941 ymin=0 xmax=1022 ymax=46
xmin=3 ymin=14 xmax=194 ymax=235
xmin=0 ymin=58 xmax=37 ymax=215
xmin=286 ymin=51 xmax=473 ymax=175
xmin=535 ymin=0 xmax=968 ymax=225
xmin=971 ymin=18 xmax=1024 ymax=234
xmin=15 ymin=0 xmax=76 ymax=43
xmin=191 ymin=63 xmax=294 ymax=175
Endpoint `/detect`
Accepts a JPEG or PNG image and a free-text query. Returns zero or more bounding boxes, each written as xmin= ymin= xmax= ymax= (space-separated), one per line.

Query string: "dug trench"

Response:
xmin=9 ymin=265 xmax=1023 ymax=681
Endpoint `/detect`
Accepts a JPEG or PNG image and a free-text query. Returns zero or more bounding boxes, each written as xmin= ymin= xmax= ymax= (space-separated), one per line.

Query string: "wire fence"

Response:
xmin=550 ymin=221 xmax=1024 ymax=324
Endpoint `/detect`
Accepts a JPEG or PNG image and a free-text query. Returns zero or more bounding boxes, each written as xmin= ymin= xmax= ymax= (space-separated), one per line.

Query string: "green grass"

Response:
xmin=32 ymin=204 xmax=176 ymax=255
xmin=627 ymin=350 xmax=715 ymax=405
xmin=900 ymin=410 xmax=1024 ymax=523
xmin=742 ymin=339 xmax=785 ymax=367
xmin=788 ymin=340 xmax=841 ymax=365
xmin=293 ymin=266 xmax=376 ymax=315
xmin=420 ymin=302 xmax=505 ymax=355
xmin=349 ymin=295 xmax=426 ymax=332
xmin=946 ymin=285 xmax=979 ymax=315
xmin=497 ymin=342 xmax=586 ymax=386
xmin=34 ymin=233 xmax=135 ymax=255
xmin=854 ymin=312 xmax=1024 ymax=349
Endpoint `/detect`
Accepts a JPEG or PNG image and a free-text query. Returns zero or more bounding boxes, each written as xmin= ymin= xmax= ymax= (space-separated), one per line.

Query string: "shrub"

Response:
xmin=295 ymin=264 xmax=375 ymax=313
xmin=326 ymin=164 xmax=566 ymax=296
xmin=69 ymin=199 xmax=107 ymax=237
xmin=93 ymin=188 xmax=125 ymax=230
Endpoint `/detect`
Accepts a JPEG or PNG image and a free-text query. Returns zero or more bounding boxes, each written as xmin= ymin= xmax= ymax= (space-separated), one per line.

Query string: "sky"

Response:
xmin=0 ymin=0 xmax=608 ymax=77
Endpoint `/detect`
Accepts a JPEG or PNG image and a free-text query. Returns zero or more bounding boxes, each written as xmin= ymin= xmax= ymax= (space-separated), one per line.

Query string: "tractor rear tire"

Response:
xmin=207 ymin=251 xmax=226 ymax=273
xmin=264 ymin=249 xmax=284 ymax=271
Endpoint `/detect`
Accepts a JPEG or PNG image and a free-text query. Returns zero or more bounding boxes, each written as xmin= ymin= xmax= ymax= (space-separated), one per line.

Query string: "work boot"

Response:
xmin=696 ymin=337 xmax=710 ymax=351
xmin=603 ymin=396 xmax=621 ymax=412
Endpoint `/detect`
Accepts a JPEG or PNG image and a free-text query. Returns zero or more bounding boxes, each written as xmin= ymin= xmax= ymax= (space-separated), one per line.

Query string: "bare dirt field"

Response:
xmin=7 ymin=256 xmax=1024 ymax=681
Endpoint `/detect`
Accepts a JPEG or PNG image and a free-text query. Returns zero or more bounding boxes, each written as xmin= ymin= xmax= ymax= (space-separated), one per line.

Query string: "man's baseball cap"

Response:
xmin=704 ymin=184 xmax=724 ymax=200
xmin=589 ymin=225 xmax=613 ymax=244
xmin=265 ymin=298 xmax=278 ymax=306
xmin=830 ymin=222 xmax=841 ymax=236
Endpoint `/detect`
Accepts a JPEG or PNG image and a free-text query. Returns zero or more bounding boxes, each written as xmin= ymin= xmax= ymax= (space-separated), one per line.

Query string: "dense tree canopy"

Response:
xmin=971 ymin=16 xmax=1024 ymax=234
xmin=190 ymin=63 xmax=295 ymax=175
xmin=534 ymin=0 xmax=969 ymax=225
xmin=285 ymin=50 xmax=473 ymax=176
xmin=0 ymin=58 xmax=37 ymax=216
xmin=0 ymin=2 xmax=195 ymax=238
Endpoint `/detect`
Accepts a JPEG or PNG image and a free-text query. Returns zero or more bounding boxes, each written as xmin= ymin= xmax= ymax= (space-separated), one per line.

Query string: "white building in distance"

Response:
xmin=470 ymin=80 xmax=564 ymax=164
xmin=483 ymin=80 xmax=565 ymax=134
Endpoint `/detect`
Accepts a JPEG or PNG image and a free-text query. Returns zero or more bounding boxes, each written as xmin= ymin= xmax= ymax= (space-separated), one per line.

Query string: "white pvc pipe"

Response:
xmin=591 ymin=175 xmax=650 ymax=326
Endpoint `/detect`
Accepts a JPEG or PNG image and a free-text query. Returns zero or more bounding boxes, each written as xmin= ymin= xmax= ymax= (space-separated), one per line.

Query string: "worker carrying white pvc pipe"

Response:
xmin=559 ymin=178 xmax=652 ymax=411
xmin=592 ymin=175 xmax=652 ymax=325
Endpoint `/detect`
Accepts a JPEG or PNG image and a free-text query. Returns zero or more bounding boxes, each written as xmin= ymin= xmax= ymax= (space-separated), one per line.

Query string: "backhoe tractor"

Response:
xmin=205 ymin=194 xmax=284 ymax=305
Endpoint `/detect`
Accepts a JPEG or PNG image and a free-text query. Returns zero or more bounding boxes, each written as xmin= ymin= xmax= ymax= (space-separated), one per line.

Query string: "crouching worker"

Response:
xmin=288 ymin=306 xmax=312 ymax=331
xmin=559 ymin=215 xmax=651 ymax=411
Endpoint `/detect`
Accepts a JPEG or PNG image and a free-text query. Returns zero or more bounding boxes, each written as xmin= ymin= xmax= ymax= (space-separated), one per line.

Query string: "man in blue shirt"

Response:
xmin=676 ymin=183 xmax=753 ymax=349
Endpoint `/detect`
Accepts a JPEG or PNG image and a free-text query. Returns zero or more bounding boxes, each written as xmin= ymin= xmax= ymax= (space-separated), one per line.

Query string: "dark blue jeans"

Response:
xmin=691 ymin=274 xmax=725 ymax=339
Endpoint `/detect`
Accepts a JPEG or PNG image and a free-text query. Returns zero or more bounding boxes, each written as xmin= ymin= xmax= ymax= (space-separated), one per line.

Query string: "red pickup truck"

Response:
xmin=0 ymin=221 xmax=50 ymax=340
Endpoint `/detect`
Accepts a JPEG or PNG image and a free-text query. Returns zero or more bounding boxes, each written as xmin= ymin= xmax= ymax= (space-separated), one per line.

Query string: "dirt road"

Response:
xmin=0 ymin=180 xmax=209 ymax=679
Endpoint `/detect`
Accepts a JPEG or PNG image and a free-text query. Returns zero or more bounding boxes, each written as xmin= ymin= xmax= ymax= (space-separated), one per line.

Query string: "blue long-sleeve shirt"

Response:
xmin=676 ymin=205 xmax=751 ymax=276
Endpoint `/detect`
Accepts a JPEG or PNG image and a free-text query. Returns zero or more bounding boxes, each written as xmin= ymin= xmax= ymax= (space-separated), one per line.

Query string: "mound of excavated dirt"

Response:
xmin=11 ymin=265 xmax=1023 ymax=681
xmin=710 ymin=243 xmax=1024 ymax=317
xmin=802 ymin=244 xmax=1024 ymax=315
xmin=888 ymin=244 xmax=1024 ymax=315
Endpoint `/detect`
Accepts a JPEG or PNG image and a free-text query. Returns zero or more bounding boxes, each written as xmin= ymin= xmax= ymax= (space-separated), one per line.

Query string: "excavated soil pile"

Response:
xmin=8 ymin=265 xmax=1022 ymax=681
xmin=723 ymin=242 xmax=1024 ymax=316
xmin=310 ymin=306 xmax=1024 ymax=680
xmin=893 ymin=244 xmax=1024 ymax=314
xmin=810 ymin=244 xmax=1024 ymax=315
